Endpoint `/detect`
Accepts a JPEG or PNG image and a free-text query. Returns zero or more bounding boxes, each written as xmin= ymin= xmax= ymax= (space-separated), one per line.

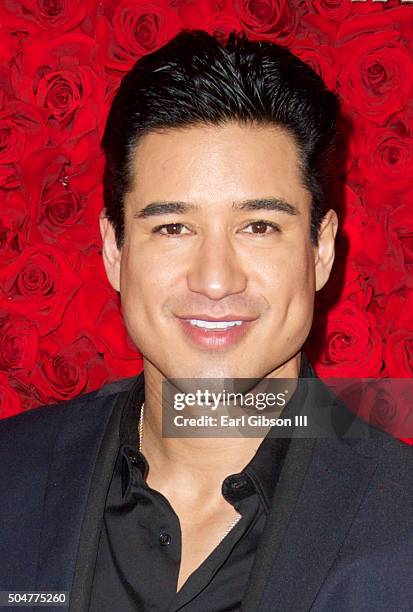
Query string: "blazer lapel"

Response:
xmin=242 ymin=435 xmax=379 ymax=612
xmin=68 ymin=373 xmax=144 ymax=611
xmin=35 ymin=394 xmax=119 ymax=594
xmin=68 ymin=391 xmax=127 ymax=612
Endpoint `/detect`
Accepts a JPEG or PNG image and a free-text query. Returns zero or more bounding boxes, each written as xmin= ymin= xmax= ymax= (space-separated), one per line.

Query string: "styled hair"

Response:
xmin=101 ymin=29 xmax=339 ymax=249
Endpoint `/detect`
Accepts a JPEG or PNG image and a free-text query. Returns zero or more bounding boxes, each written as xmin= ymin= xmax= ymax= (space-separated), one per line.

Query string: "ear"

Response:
xmin=99 ymin=210 xmax=121 ymax=292
xmin=314 ymin=208 xmax=339 ymax=291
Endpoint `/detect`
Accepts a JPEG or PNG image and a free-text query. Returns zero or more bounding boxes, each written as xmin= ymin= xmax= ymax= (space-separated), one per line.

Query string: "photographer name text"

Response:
xmin=173 ymin=414 xmax=308 ymax=428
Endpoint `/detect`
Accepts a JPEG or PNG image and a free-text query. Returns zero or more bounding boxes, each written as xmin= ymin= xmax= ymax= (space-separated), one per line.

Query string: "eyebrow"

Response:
xmin=133 ymin=197 xmax=300 ymax=219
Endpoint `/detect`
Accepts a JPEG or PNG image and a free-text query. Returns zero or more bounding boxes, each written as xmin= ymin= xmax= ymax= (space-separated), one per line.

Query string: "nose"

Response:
xmin=186 ymin=230 xmax=248 ymax=300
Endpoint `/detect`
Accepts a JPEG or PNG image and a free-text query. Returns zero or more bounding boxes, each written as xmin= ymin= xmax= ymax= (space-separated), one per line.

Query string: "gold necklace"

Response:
xmin=137 ymin=401 xmax=241 ymax=541
xmin=138 ymin=402 xmax=144 ymax=452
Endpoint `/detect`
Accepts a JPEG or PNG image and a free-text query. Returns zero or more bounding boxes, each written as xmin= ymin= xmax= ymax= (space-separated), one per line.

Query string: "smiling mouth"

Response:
xmin=175 ymin=316 xmax=257 ymax=349
xmin=187 ymin=319 xmax=243 ymax=330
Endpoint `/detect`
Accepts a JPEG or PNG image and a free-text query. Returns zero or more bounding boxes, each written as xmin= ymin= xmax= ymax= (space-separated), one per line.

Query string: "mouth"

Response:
xmin=175 ymin=315 xmax=258 ymax=350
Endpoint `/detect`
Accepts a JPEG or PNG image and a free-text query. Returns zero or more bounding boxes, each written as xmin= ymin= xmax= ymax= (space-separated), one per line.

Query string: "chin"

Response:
xmin=172 ymin=362 xmax=259 ymax=382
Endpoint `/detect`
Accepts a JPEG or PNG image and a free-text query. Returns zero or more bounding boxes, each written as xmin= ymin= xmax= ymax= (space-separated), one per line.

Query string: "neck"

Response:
xmin=138 ymin=353 xmax=302 ymax=501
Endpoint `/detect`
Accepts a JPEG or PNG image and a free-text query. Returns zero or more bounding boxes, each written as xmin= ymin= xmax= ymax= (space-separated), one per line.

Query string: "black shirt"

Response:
xmin=89 ymin=353 xmax=312 ymax=611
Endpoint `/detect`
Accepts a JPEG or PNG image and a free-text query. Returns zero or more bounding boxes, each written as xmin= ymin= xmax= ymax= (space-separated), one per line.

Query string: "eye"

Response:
xmin=242 ymin=221 xmax=280 ymax=235
xmin=152 ymin=223 xmax=191 ymax=236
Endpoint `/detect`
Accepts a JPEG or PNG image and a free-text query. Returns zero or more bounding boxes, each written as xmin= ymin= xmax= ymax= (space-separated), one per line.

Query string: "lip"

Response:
xmin=176 ymin=314 xmax=257 ymax=322
xmin=175 ymin=315 xmax=258 ymax=350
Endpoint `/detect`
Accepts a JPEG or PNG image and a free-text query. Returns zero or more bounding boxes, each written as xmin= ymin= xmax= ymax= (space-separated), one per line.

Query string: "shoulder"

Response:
xmin=361 ymin=431 xmax=413 ymax=464
xmin=306 ymin=368 xmax=413 ymax=478
xmin=342 ymin=430 xmax=413 ymax=498
xmin=0 ymin=375 xmax=139 ymax=439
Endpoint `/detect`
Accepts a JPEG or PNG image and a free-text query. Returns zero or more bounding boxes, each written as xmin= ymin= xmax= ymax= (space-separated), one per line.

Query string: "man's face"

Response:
xmin=101 ymin=122 xmax=337 ymax=381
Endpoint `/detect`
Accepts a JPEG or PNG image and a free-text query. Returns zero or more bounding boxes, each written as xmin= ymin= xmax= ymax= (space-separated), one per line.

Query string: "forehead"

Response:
xmin=127 ymin=122 xmax=311 ymax=212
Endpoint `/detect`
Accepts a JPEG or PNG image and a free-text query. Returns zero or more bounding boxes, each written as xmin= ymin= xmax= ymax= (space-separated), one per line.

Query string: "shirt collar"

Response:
xmin=118 ymin=350 xmax=315 ymax=511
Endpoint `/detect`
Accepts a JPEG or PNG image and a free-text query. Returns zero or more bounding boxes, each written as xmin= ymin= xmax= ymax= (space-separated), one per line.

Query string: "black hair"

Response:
xmin=101 ymin=28 xmax=339 ymax=249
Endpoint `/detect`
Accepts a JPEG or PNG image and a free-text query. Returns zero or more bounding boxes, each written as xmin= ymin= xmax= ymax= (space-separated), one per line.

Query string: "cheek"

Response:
xmin=256 ymin=245 xmax=315 ymax=334
xmin=257 ymin=243 xmax=315 ymax=294
xmin=119 ymin=245 xmax=177 ymax=322
xmin=119 ymin=249 xmax=150 ymax=321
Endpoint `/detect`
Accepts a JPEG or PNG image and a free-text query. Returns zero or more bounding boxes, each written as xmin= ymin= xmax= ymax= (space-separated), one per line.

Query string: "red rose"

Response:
xmin=369 ymin=380 xmax=413 ymax=439
xmin=55 ymin=250 xmax=143 ymax=379
xmin=59 ymin=274 xmax=140 ymax=361
xmin=0 ymin=190 xmax=27 ymax=262
xmin=97 ymin=0 xmax=183 ymax=71
xmin=393 ymin=198 xmax=413 ymax=282
xmin=309 ymin=0 xmax=384 ymax=22
xmin=0 ymin=312 xmax=39 ymax=371
xmin=310 ymin=0 xmax=352 ymax=21
xmin=0 ymin=245 xmax=82 ymax=337
xmin=204 ymin=13 xmax=243 ymax=45
xmin=358 ymin=124 xmax=413 ymax=192
xmin=0 ymin=0 xmax=87 ymax=37
xmin=329 ymin=377 xmax=413 ymax=439
xmin=11 ymin=34 xmax=106 ymax=146
xmin=32 ymin=346 xmax=88 ymax=403
xmin=56 ymin=270 xmax=142 ymax=382
xmin=0 ymin=372 xmax=22 ymax=418
xmin=355 ymin=198 xmax=413 ymax=296
xmin=19 ymin=149 xmax=103 ymax=251
xmin=307 ymin=300 xmax=383 ymax=377
xmin=31 ymin=334 xmax=113 ymax=403
xmin=363 ymin=381 xmax=411 ymax=438
xmin=0 ymin=101 xmax=48 ymax=167
xmin=348 ymin=112 xmax=413 ymax=196
xmin=234 ymin=0 xmax=297 ymax=44
xmin=337 ymin=29 xmax=413 ymax=126
xmin=43 ymin=184 xmax=82 ymax=228
xmin=382 ymin=291 xmax=413 ymax=378
xmin=35 ymin=68 xmax=92 ymax=124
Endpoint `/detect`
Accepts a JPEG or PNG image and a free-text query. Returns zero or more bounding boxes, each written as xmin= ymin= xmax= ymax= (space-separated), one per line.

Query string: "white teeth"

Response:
xmin=189 ymin=320 xmax=243 ymax=330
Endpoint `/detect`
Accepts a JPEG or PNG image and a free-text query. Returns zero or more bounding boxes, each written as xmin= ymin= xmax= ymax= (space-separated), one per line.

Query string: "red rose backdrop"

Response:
xmin=0 ymin=1 xmax=412 ymax=432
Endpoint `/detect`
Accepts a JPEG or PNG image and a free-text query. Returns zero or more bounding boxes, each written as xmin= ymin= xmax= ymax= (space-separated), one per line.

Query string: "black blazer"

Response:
xmin=1 ymin=369 xmax=413 ymax=612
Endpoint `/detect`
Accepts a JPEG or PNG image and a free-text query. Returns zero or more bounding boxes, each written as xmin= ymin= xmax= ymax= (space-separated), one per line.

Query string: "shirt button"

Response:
xmin=231 ymin=477 xmax=248 ymax=489
xmin=159 ymin=532 xmax=172 ymax=546
xmin=127 ymin=450 xmax=138 ymax=465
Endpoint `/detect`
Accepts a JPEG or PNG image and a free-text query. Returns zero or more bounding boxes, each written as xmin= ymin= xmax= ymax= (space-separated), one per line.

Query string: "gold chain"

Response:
xmin=138 ymin=402 xmax=144 ymax=452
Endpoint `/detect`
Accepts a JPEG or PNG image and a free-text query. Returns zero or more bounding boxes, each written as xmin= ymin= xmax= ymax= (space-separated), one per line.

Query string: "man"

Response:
xmin=1 ymin=29 xmax=413 ymax=612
